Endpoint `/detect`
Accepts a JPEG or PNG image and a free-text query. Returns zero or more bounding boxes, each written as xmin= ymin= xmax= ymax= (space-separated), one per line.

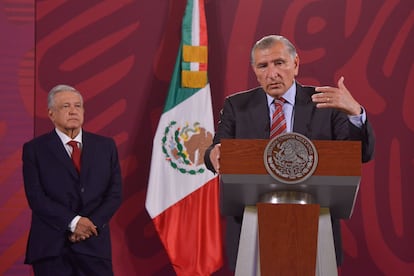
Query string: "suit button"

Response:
xmin=81 ymin=187 xmax=85 ymax=193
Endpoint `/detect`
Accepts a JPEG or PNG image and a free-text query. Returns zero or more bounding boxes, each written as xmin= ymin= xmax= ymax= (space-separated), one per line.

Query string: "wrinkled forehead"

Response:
xmin=253 ymin=43 xmax=292 ymax=63
xmin=55 ymin=90 xmax=82 ymax=101
xmin=51 ymin=91 xmax=83 ymax=108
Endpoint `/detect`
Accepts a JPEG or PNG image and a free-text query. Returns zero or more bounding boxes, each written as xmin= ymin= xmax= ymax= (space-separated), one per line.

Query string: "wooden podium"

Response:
xmin=219 ymin=139 xmax=361 ymax=276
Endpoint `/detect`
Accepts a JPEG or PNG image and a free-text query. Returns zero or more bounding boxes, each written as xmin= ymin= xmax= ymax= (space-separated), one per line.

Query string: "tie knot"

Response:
xmin=274 ymin=97 xmax=285 ymax=105
xmin=67 ymin=140 xmax=78 ymax=148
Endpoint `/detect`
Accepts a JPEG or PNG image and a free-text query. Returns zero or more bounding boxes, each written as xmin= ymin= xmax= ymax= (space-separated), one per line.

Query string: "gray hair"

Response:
xmin=250 ymin=35 xmax=297 ymax=64
xmin=47 ymin=84 xmax=83 ymax=109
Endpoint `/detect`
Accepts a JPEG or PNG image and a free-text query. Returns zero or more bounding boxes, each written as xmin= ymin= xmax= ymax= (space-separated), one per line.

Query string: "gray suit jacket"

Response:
xmin=204 ymin=82 xmax=375 ymax=267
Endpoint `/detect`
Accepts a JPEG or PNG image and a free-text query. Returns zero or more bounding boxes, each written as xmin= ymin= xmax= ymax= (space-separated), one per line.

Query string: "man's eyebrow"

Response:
xmin=256 ymin=61 xmax=268 ymax=66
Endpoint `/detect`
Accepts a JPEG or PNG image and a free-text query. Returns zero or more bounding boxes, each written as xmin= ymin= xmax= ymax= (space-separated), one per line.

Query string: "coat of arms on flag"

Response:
xmin=162 ymin=121 xmax=213 ymax=175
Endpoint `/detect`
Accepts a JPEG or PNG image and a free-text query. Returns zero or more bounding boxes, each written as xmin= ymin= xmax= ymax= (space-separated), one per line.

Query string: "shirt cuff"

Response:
xmin=69 ymin=215 xmax=81 ymax=232
xmin=348 ymin=106 xmax=367 ymax=128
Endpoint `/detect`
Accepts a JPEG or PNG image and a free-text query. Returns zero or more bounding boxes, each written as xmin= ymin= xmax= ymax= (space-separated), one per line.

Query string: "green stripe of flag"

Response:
xmin=163 ymin=41 xmax=199 ymax=113
xmin=182 ymin=0 xmax=194 ymax=46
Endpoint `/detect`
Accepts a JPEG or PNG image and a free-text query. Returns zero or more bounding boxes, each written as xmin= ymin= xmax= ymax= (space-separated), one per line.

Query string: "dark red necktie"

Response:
xmin=270 ymin=98 xmax=287 ymax=139
xmin=67 ymin=140 xmax=81 ymax=173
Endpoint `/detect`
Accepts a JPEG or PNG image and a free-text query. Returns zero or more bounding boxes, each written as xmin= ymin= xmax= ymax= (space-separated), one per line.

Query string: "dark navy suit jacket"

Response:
xmin=22 ymin=130 xmax=122 ymax=264
xmin=204 ymin=82 xmax=375 ymax=267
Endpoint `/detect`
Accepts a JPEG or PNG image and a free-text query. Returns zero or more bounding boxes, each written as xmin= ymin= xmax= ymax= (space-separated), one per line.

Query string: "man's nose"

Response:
xmin=266 ymin=66 xmax=279 ymax=79
xmin=69 ymin=106 xmax=78 ymax=113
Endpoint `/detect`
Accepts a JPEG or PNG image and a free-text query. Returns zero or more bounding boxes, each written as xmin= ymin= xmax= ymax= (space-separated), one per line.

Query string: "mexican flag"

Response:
xmin=145 ymin=0 xmax=223 ymax=275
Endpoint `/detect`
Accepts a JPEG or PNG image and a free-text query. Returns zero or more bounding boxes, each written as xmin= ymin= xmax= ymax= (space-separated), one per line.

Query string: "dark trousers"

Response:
xmin=32 ymin=247 xmax=113 ymax=276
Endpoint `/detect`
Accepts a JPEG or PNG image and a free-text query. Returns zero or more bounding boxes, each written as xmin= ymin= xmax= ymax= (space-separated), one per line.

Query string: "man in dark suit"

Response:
xmin=22 ymin=84 xmax=122 ymax=275
xmin=204 ymin=35 xmax=375 ymax=269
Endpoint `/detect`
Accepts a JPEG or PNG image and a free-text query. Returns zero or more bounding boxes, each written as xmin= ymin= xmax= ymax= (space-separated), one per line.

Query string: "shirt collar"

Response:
xmin=55 ymin=128 xmax=83 ymax=145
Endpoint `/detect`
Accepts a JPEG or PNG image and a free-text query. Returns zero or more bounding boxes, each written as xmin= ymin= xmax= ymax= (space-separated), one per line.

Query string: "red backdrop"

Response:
xmin=1 ymin=0 xmax=413 ymax=275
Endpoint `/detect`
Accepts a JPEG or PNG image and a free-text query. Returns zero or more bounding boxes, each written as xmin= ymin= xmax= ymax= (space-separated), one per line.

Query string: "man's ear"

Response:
xmin=48 ymin=109 xmax=54 ymax=121
xmin=294 ymin=55 xmax=300 ymax=76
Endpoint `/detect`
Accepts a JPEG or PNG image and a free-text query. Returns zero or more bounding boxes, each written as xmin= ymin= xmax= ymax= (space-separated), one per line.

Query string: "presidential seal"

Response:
xmin=264 ymin=132 xmax=318 ymax=184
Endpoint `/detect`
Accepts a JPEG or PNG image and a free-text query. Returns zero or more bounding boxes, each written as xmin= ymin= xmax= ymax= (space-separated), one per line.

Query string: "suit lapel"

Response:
xmin=251 ymin=88 xmax=271 ymax=139
xmin=47 ymin=130 xmax=79 ymax=178
xmin=293 ymin=83 xmax=316 ymax=137
xmin=80 ymin=132 xmax=95 ymax=176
